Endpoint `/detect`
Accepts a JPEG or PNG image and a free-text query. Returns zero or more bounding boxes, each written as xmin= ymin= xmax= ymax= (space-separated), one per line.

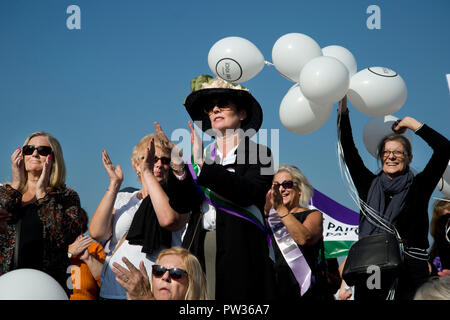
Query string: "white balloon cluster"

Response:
xmin=207 ymin=33 xmax=408 ymax=135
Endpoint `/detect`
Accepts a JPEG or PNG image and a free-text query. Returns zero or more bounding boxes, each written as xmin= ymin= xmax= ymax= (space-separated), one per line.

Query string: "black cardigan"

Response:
xmin=178 ymin=137 xmax=277 ymax=300
xmin=339 ymin=111 xmax=450 ymax=250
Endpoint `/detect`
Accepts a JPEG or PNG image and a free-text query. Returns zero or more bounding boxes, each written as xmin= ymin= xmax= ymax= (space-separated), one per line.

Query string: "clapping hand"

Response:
xmin=154 ymin=122 xmax=184 ymax=172
xmin=188 ymin=121 xmax=204 ymax=168
xmin=35 ymin=155 xmax=53 ymax=200
xmin=69 ymin=235 xmax=93 ymax=260
xmin=112 ymin=257 xmax=154 ymax=300
xmin=11 ymin=148 xmax=25 ymax=191
xmin=102 ymin=150 xmax=123 ymax=189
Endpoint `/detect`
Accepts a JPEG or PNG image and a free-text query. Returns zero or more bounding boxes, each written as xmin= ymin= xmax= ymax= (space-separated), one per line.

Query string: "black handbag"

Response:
xmin=342 ymin=232 xmax=403 ymax=286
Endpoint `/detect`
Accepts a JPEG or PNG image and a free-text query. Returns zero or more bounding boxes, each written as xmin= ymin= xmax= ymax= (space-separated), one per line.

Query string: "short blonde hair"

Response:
xmin=21 ymin=131 xmax=66 ymax=192
xmin=154 ymin=247 xmax=208 ymax=300
xmin=130 ymin=133 xmax=171 ymax=172
xmin=275 ymin=164 xmax=314 ymax=208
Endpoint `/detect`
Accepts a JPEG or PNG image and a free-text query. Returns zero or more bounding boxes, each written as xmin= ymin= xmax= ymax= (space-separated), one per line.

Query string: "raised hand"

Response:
xmin=11 ymin=148 xmax=25 ymax=191
xmin=102 ymin=150 xmax=124 ymax=186
xmin=154 ymin=122 xmax=184 ymax=170
xmin=139 ymin=138 xmax=156 ymax=176
xmin=392 ymin=116 xmax=423 ymax=133
xmin=112 ymin=257 xmax=154 ymax=300
xmin=270 ymin=185 xmax=284 ymax=211
xmin=188 ymin=121 xmax=204 ymax=168
xmin=35 ymin=155 xmax=52 ymax=200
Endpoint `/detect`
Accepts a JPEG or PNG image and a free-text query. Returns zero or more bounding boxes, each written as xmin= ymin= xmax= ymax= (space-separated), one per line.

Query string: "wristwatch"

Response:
xmin=67 ymin=251 xmax=73 ymax=259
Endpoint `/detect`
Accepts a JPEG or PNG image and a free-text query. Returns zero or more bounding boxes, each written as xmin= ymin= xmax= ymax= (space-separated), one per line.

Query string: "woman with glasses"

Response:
xmin=0 ymin=131 xmax=84 ymax=292
xmin=264 ymin=164 xmax=334 ymax=300
xmin=337 ymin=96 xmax=450 ymax=300
xmin=89 ymin=124 xmax=191 ymax=300
xmin=112 ymin=247 xmax=208 ymax=300
xmin=180 ymin=75 xmax=276 ymax=300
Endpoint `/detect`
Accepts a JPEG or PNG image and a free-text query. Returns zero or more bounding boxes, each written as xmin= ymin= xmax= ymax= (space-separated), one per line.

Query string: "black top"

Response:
xmin=271 ymin=209 xmax=323 ymax=299
xmin=181 ymin=137 xmax=277 ymax=300
xmin=339 ymin=111 xmax=450 ymax=250
xmin=15 ymin=205 xmax=44 ymax=270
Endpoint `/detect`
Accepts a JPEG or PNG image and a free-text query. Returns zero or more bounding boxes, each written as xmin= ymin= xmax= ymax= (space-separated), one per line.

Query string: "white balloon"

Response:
xmin=0 ymin=269 xmax=68 ymax=300
xmin=299 ymin=56 xmax=350 ymax=105
xmin=363 ymin=115 xmax=413 ymax=158
xmin=436 ymin=161 xmax=450 ymax=197
xmin=279 ymin=84 xmax=333 ymax=134
xmin=321 ymin=45 xmax=357 ymax=77
xmin=208 ymin=36 xmax=264 ymax=83
xmin=272 ymin=33 xmax=322 ymax=82
xmin=348 ymin=67 xmax=407 ymax=116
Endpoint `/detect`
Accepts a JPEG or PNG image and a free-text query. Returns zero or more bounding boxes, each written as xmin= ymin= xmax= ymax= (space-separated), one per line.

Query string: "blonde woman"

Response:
xmin=265 ymin=164 xmax=331 ymax=300
xmin=113 ymin=247 xmax=208 ymax=300
xmin=89 ymin=123 xmax=190 ymax=300
xmin=0 ymin=131 xmax=84 ymax=290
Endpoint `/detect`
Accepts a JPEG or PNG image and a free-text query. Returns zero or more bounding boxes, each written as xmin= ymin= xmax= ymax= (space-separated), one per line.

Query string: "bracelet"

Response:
xmin=279 ymin=212 xmax=290 ymax=219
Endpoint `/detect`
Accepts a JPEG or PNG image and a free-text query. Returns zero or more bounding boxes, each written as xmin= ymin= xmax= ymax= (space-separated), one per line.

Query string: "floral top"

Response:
xmin=0 ymin=184 xmax=84 ymax=289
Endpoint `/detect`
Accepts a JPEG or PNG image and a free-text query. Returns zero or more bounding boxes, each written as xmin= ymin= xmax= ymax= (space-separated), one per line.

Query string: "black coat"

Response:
xmin=178 ymin=137 xmax=277 ymax=300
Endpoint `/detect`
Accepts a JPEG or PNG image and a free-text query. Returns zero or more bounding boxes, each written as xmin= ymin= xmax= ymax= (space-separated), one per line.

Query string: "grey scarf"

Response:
xmin=360 ymin=170 xmax=414 ymax=237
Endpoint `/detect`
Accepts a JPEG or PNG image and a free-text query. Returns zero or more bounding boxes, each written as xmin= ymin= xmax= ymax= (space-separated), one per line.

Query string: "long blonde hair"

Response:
xmin=275 ymin=164 xmax=314 ymax=208
xmin=18 ymin=132 xmax=66 ymax=192
xmin=153 ymin=247 xmax=208 ymax=300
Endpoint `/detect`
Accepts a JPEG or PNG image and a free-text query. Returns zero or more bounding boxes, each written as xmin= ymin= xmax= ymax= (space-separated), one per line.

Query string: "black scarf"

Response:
xmin=361 ymin=170 xmax=414 ymax=237
xmin=126 ymin=193 xmax=172 ymax=255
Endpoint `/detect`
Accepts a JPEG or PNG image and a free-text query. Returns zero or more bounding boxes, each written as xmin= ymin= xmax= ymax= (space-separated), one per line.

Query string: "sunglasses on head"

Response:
xmin=151 ymin=264 xmax=187 ymax=280
xmin=272 ymin=180 xmax=296 ymax=189
xmin=154 ymin=156 xmax=170 ymax=165
xmin=22 ymin=145 xmax=53 ymax=157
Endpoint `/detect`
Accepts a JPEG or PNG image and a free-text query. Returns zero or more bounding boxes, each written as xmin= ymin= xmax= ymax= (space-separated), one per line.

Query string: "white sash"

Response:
xmin=267 ymin=208 xmax=311 ymax=295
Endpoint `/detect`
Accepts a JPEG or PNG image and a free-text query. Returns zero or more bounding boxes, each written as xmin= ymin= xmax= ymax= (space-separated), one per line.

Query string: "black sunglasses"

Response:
xmin=22 ymin=145 xmax=53 ymax=157
xmin=272 ymin=180 xmax=296 ymax=189
xmin=154 ymin=156 xmax=170 ymax=165
xmin=152 ymin=264 xmax=187 ymax=280
xmin=203 ymin=98 xmax=234 ymax=115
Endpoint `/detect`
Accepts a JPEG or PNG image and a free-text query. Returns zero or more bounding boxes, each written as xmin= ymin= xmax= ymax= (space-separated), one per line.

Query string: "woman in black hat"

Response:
xmin=180 ymin=75 xmax=276 ymax=300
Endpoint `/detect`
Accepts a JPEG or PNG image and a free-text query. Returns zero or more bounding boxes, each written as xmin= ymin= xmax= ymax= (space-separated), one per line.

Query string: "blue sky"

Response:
xmin=1 ymin=0 xmax=449 ymax=236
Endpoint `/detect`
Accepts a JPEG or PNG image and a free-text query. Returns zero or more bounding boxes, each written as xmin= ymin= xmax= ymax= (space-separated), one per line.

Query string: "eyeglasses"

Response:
xmin=151 ymin=264 xmax=187 ymax=280
xmin=154 ymin=156 xmax=170 ymax=165
xmin=382 ymin=150 xmax=406 ymax=158
xmin=272 ymin=180 xmax=297 ymax=189
xmin=22 ymin=145 xmax=53 ymax=157
xmin=203 ymin=98 xmax=234 ymax=115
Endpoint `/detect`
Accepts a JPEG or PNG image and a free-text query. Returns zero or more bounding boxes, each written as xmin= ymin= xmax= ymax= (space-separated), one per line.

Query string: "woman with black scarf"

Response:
xmin=89 ymin=123 xmax=190 ymax=300
xmin=337 ymin=96 xmax=450 ymax=300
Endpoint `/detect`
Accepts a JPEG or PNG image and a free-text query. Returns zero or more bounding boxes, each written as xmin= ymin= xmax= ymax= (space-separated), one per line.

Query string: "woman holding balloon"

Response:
xmin=337 ymin=96 xmax=450 ymax=300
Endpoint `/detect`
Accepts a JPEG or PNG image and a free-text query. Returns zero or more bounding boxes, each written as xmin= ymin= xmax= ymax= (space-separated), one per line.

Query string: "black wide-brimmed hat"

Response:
xmin=183 ymin=75 xmax=263 ymax=133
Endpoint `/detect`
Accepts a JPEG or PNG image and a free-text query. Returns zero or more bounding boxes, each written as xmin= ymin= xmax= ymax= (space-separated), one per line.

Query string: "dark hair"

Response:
xmin=80 ymin=208 xmax=89 ymax=234
xmin=377 ymin=133 xmax=412 ymax=160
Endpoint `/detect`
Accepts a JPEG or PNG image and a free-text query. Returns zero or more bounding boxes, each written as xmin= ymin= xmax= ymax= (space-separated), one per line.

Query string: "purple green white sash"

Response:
xmin=187 ymin=143 xmax=271 ymax=245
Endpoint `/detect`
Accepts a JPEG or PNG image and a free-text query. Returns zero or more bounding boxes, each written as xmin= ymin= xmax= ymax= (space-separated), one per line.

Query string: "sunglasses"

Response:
xmin=203 ymin=98 xmax=234 ymax=115
xmin=151 ymin=264 xmax=187 ymax=280
xmin=272 ymin=180 xmax=296 ymax=189
xmin=22 ymin=145 xmax=53 ymax=157
xmin=154 ymin=156 xmax=170 ymax=165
